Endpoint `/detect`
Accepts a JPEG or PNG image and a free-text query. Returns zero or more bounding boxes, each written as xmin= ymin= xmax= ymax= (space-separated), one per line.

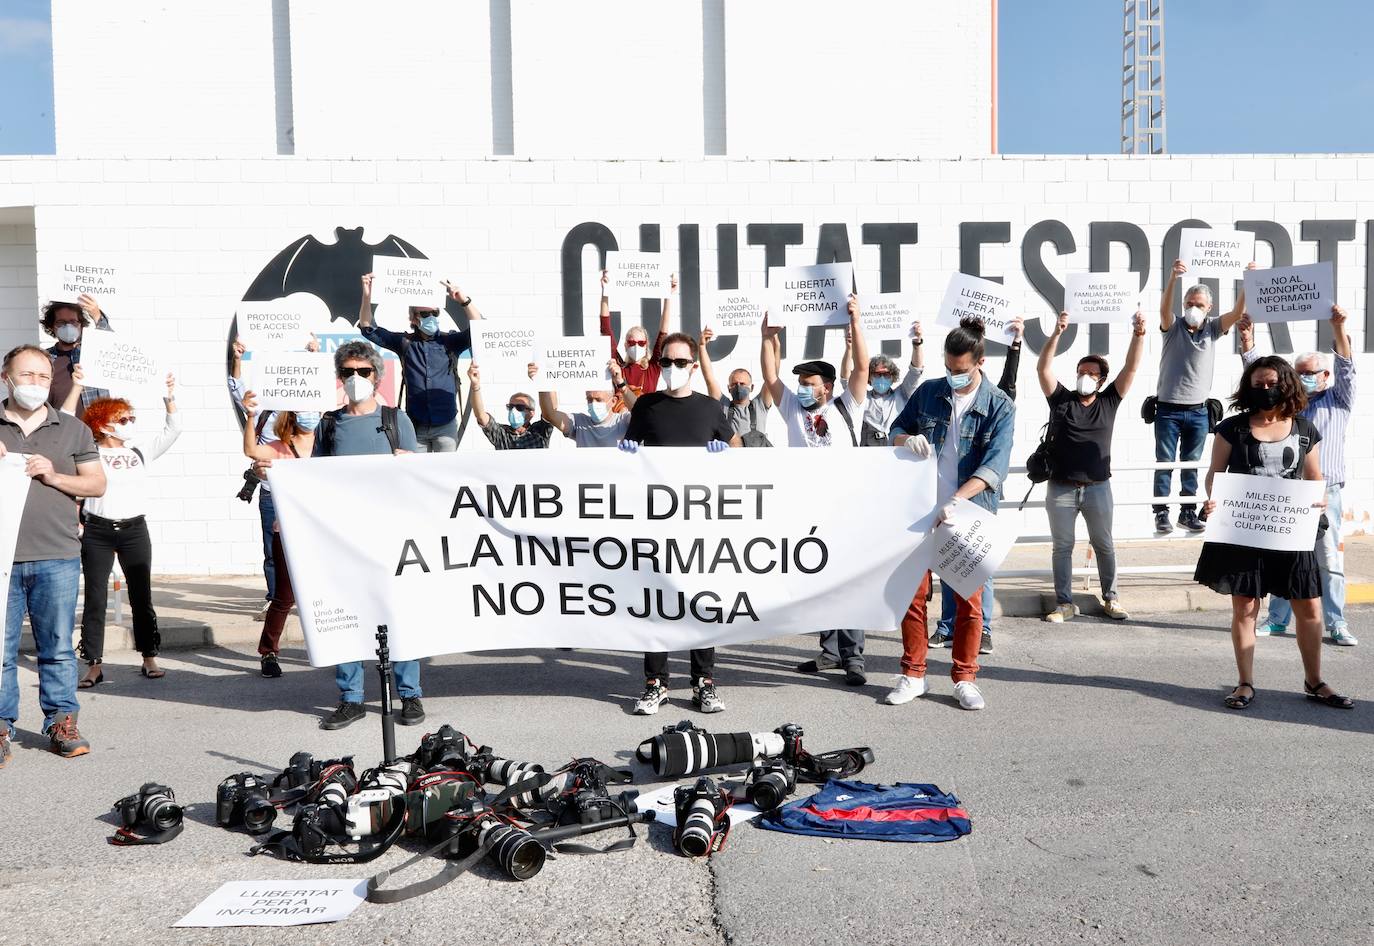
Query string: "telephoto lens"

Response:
xmin=477 ymin=820 xmax=546 ymax=881
xmin=674 ymin=777 xmax=727 ymax=858
xmin=487 ymin=758 xmax=546 ymax=807
xmin=638 ymin=722 xmax=785 ymax=777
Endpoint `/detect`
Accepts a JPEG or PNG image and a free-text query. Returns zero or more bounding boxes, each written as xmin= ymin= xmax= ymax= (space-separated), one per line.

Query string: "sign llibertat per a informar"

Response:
xmin=768 ymin=262 xmax=854 ymax=330
xmin=935 ymin=272 xmax=1020 ymax=344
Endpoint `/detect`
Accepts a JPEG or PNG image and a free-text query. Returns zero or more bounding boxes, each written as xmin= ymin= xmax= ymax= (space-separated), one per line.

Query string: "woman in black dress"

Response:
xmin=1196 ymin=355 xmax=1353 ymax=710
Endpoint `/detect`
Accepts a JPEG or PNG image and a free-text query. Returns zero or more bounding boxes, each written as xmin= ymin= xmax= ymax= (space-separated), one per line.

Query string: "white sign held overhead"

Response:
xmin=606 ymin=251 xmax=672 ymax=302
xmin=920 ymin=499 xmax=1016 ymax=600
xmin=934 ymin=273 xmax=1019 ymax=345
xmin=471 ymin=320 xmax=543 ymax=386
xmin=174 ymin=880 xmax=367 ymax=928
xmin=768 ymin=262 xmax=853 ymax=329
xmin=75 ymin=329 xmax=162 ymax=395
xmin=41 ymin=258 xmax=121 ymax=310
xmin=1203 ymin=472 xmax=1327 ymax=552
xmin=860 ymin=292 xmax=917 ymax=340
xmin=1242 ymin=262 xmax=1334 ymax=323
xmin=1178 ymin=228 xmax=1256 ymax=281
xmin=703 ymin=289 xmax=768 ymax=335
xmin=249 ymin=351 xmax=337 ymax=412
xmin=1064 ymin=272 xmax=1141 ymax=324
xmin=371 ymin=256 xmax=444 ymax=309
xmin=532 ymin=338 xmax=611 ymax=397
xmin=235 ymin=301 xmax=315 ymax=350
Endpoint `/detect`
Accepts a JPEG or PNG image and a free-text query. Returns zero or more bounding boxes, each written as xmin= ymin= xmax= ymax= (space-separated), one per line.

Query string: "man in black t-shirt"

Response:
xmin=620 ymin=332 xmax=740 ymax=715
xmin=1035 ymin=310 xmax=1147 ymax=623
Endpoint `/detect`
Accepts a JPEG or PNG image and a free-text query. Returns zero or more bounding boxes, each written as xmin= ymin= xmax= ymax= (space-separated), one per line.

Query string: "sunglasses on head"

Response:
xmin=340 ymin=366 xmax=375 ymax=379
xmin=657 ymin=357 xmax=694 ymax=369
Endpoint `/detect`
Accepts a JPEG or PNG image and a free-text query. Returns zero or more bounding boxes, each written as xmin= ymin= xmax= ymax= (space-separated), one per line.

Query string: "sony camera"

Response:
xmin=113 ymin=782 xmax=183 ymax=834
xmin=743 ymin=759 xmax=796 ymax=811
xmin=236 ymin=468 xmax=263 ymax=502
xmin=216 ymin=772 xmax=277 ymax=834
xmin=673 ymin=777 xmax=730 ymax=858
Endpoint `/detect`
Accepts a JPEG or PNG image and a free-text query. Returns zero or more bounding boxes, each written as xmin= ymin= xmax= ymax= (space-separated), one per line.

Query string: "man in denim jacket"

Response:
xmin=881 ymin=317 xmax=1016 ymax=711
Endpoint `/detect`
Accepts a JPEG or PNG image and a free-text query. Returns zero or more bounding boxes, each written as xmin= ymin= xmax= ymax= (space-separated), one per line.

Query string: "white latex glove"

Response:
xmin=902 ymin=434 xmax=933 ymax=458
xmin=934 ymin=498 xmax=961 ymax=528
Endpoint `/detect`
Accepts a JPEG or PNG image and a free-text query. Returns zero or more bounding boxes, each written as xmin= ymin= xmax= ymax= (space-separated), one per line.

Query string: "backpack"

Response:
xmin=316 ymin=405 xmax=401 ymax=456
xmin=1019 ymin=401 xmax=1069 ymax=510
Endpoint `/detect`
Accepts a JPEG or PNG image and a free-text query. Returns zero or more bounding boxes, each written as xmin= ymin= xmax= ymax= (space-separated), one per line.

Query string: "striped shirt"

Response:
xmin=1242 ymin=348 xmax=1353 ymax=485
xmin=481 ymin=418 xmax=554 ymax=450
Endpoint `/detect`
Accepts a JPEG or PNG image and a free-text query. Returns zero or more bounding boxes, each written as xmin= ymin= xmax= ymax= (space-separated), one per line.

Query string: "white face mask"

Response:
xmin=8 ymin=383 xmax=49 ymax=411
xmin=55 ymin=324 xmax=81 ymax=344
xmin=343 ymin=375 xmax=374 ymax=404
xmin=110 ymin=422 xmax=135 ymax=441
xmin=1075 ymin=374 xmax=1099 ymax=397
xmin=1183 ymin=306 xmax=1206 ymax=328
xmin=626 ymin=342 xmax=647 ymax=361
xmin=587 ymin=400 xmax=610 ymax=423
xmin=663 ymin=364 xmax=693 ymax=392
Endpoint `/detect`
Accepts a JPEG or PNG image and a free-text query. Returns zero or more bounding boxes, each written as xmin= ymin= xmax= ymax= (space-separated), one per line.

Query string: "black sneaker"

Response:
xmin=1154 ymin=510 xmax=1173 ymax=535
xmin=398 ymin=697 xmax=425 ymax=726
xmin=260 ymin=654 xmax=282 ymax=678
xmin=928 ymin=630 xmax=952 ymax=648
xmin=979 ymin=631 xmax=993 ymax=655
xmin=320 ymin=701 xmax=366 ymax=730
xmin=796 ymin=656 xmax=842 ymax=674
xmin=1178 ymin=509 xmax=1206 ymax=533
xmin=843 ymin=665 xmax=868 ymax=686
xmin=46 ymin=713 xmax=89 ymax=757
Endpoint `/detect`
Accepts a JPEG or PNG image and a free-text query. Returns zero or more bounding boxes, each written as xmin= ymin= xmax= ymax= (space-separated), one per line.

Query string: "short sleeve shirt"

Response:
xmin=1217 ymin=414 xmax=1320 ymax=479
xmin=313 ymin=406 xmax=419 ymax=457
xmin=719 ymin=394 xmax=768 ymax=437
xmin=1046 ymin=381 xmax=1124 ymax=483
xmin=626 ymin=392 xmax=735 ymax=446
xmin=0 ymin=403 xmax=99 ymax=561
xmin=481 ymin=418 xmax=554 ymax=450
xmin=1157 ymin=315 xmax=1223 ymax=404
xmin=776 ymin=386 xmax=859 ymax=448
xmin=570 ymin=411 xmax=631 ymax=448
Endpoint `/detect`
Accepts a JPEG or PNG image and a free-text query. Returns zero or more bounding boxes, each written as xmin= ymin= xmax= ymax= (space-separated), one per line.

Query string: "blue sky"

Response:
xmin=2 ymin=0 xmax=1372 ymax=155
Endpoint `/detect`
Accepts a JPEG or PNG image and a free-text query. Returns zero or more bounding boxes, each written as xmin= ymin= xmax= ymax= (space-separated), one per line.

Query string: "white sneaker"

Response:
xmin=882 ymin=675 xmax=928 ymax=705
xmin=632 ymin=681 xmax=668 ymax=715
xmin=1101 ymin=599 xmax=1130 ymax=621
xmin=1044 ymin=603 xmax=1075 ymax=623
xmin=953 ymin=681 xmax=985 ymax=711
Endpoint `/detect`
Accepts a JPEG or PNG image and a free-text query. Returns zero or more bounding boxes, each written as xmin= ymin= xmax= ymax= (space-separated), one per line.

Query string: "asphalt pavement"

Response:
xmin=2 ymin=605 xmax=1372 ymax=946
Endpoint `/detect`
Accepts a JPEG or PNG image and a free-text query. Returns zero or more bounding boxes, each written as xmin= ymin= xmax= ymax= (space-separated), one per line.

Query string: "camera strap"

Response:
xmin=247 ymin=803 xmax=407 ymax=865
xmin=108 ymin=822 xmax=183 ymax=846
xmin=794 ymin=746 xmax=876 ymax=784
xmin=366 ymin=823 xmax=494 ymax=904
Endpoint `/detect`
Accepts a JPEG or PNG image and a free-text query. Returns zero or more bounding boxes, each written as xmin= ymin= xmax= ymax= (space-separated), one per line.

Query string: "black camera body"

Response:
xmin=274 ymin=752 xmax=355 ymax=793
xmin=743 ymin=759 xmax=796 ymax=811
xmin=236 ymin=468 xmax=263 ymax=502
xmin=561 ymin=788 xmax=639 ymax=826
xmin=113 ymin=782 xmax=183 ymax=833
xmin=673 ymin=777 xmax=730 ymax=857
xmin=216 ymin=772 xmax=277 ymax=834
xmin=292 ymin=801 xmax=347 ymax=859
xmin=413 ymin=725 xmax=475 ymax=773
xmin=774 ymin=723 xmax=805 ymax=763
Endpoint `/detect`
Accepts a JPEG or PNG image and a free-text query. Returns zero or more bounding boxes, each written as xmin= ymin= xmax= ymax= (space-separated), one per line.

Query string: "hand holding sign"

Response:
xmin=919 ymin=498 xmax=1017 ymax=599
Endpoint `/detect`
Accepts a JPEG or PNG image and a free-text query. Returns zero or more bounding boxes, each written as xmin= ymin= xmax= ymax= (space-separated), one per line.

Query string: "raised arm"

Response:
xmin=846 ymin=295 xmax=869 ymax=405
xmin=538 ymin=390 xmax=573 ymax=438
xmin=654 ymin=274 xmax=676 ymax=356
xmin=760 ymin=316 xmax=784 ymax=406
xmin=358 ymin=273 xmax=374 ymax=328
xmin=1038 ymin=312 xmax=1067 ymax=397
xmin=997 ymin=318 xmax=1024 ymax=401
xmin=699 ymin=328 xmax=723 ymax=401
xmin=1113 ymin=312 xmax=1148 ymax=397
xmin=597 ymin=270 xmax=623 ymax=365
xmin=143 ymin=373 xmax=183 ymax=461
xmin=839 ymin=327 xmax=853 ymax=381
xmin=60 ymin=364 xmax=84 ymax=415
xmin=898 ymin=321 xmax=925 ymax=397
xmin=1331 ymin=304 xmax=1352 ymax=360
xmin=240 ymin=392 xmax=279 ymax=462
xmin=444 ymin=278 xmax=482 ymax=321
xmin=1161 ymin=259 xmax=1184 ymax=331
xmin=1218 ymin=262 xmax=1256 ymax=335
xmin=467 ymin=363 xmax=492 ymax=428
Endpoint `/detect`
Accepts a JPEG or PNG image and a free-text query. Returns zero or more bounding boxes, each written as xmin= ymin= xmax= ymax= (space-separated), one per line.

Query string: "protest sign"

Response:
xmin=1065 ymin=272 xmax=1140 ymax=324
xmin=174 ymin=880 xmax=366 ymax=928
xmin=606 ymin=251 xmax=672 ymax=301
xmin=371 ymin=256 xmax=444 ymax=309
xmin=40 ymin=258 xmax=121 ymax=310
xmin=1178 ymin=228 xmax=1256 ymax=281
xmin=74 ymin=329 xmax=162 ymax=395
xmin=235 ymin=301 xmax=315 ymax=350
xmin=1 ymin=458 xmax=31 ymax=640
xmin=470 ymin=320 xmax=542 ymax=386
xmin=768 ymin=262 xmax=853 ymax=329
xmin=703 ymin=289 xmax=768 ymax=336
xmin=249 ymin=352 xmax=337 ymax=412
xmin=935 ymin=273 xmax=1020 ymax=345
xmin=269 ymin=448 xmax=941 ymax=666
xmin=860 ymin=292 xmax=917 ymax=341
xmin=1203 ymin=472 xmax=1326 ymax=552
xmin=1242 ymin=262 xmax=1334 ymax=323
xmin=919 ymin=499 xmax=1016 ymax=600
xmin=532 ymin=338 xmax=611 ymax=397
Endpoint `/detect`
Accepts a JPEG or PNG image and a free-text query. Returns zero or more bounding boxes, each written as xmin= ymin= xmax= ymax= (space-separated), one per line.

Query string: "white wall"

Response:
xmin=0 ymin=207 xmax=37 ymax=355
xmin=1 ymin=153 xmax=1371 ymax=575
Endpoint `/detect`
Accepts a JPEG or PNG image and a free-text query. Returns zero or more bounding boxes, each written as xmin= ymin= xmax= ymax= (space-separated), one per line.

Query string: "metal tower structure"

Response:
xmin=1121 ymin=0 xmax=1166 ymax=154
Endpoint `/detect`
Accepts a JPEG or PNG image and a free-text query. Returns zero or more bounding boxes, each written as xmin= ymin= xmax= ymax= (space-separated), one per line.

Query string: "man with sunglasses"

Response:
xmin=620 ymin=332 xmax=740 ymax=715
xmin=358 ymin=273 xmax=480 ymax=453
xmin=468 ymin=365 xmax=554 ymax=450
xmin=309 ymin=340 xmax=422 ymax=730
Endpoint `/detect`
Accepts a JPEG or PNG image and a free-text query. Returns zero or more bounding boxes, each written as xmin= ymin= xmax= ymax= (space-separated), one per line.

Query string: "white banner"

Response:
xmin=769 ymin=262 xmax=853 ymax=330
xmin=1242 ymin=262 xmax=1334 ymax=323
xmin=40 ymin=258 xmax=121 ymax=310
xmin=859 ymin=292 xmax=917 ymax=341
xmin=235 ymin=300 xmax=315 ymax=350
xmin=919 ymin=499 xmax=1016 ymax=599
xmin=703 ymin=289 xmax=768 ymax=335
xmin=470 ymin=320 xmax=542 ymax=386
xmin=371 ymin=256 xmax=444 ymax=309
xmin=249 ymin=351 xmax=338 ymax=412
xmin=531 ymin=338 xmax=610 ymax=397
xmin=606 ymin=251 xmax=672 ymax=301
xmin=75 ymin=329 xmax=163 ymax=395
xmin=1203 ymin=472 xmax=1326 ymax=552
xmin=1178 ymin=227 xmax=1255 ymax=281
xmin=1064 ymin=272 xmax=1140 ymax=324
xmin=174 ymin=880 xmax=366 ymax=928
xmin=935 ymin=273 xmax=1019 ymax=344
xmin=1 ymin=457 xmax=31 ymax=639
xmin=269 ymin=449 xmax=940 ymax=666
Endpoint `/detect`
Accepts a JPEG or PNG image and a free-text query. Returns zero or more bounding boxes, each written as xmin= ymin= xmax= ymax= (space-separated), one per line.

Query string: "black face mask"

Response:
xmin=1247 ymin=386 xmax=1283 ymax=410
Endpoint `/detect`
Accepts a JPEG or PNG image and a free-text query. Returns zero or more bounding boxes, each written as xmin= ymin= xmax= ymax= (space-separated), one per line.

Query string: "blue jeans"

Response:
xmin=4 ymin=559 xmax=81 ymax=736
xmin=1153 ymin=404 xmax=1209 ymax=514
xmin=1046 ymin=480 xmax=1119 ymax=605
xmin=938 ymin=578 xmax=993 ymax=636
xmin=335 ymin=660 xmax=422 ymax=704
xmin=258 ymin=488 xmax=277 ymax=601
xmin=1268 ymin=484 xmax=1347 ymax=631
xmin=413 ymin=419 xmax=459 ymax=453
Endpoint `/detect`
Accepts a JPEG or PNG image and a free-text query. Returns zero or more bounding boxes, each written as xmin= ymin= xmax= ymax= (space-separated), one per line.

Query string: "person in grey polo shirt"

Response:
xmin=1 ymin=344 xmax=107 ymax=766
xmin=537 ymin=359 xmax=636 ymax=447
xmin=1153 ymin=258 xmax=1250 ymax=536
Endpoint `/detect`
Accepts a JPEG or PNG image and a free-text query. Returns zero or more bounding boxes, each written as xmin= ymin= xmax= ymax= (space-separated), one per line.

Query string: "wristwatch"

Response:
xmin=912 ymin=338 xmax=924 ymax=346
xmin=614 ymin=381 xmax=627 ymax=391
xmin=458 ymin=295 xmax=473 ymax=307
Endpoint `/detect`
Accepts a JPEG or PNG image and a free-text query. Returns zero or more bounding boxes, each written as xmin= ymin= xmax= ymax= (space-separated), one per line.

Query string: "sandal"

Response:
xmin=140 ymin=666 xmax=166 ymax=680
xmin=1223 ymin=682 xmax=1255 ymax=709
xmin=78 ymin=668 xmax=104 ymax=689
xmin=1304 ymin=680 xmax=1354 ymax=709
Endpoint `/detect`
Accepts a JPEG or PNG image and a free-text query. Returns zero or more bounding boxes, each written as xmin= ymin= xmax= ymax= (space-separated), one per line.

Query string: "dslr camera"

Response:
xmin=673 ymin=776 xmax=730 ymax=857
xmin=412 ymin=725 xmax=474 ymax=772
xmin=344 ymin=760 xmax=413 ymax=838
xmin=113 ymin=782 xmax=183 ymax=834
xmin=236 ymin=468 xmax=264 ymax=502
xmin=743 ymin=759 xmax=796 ymax=811
xmin=216 ymin=772 xmax=277 ymax=834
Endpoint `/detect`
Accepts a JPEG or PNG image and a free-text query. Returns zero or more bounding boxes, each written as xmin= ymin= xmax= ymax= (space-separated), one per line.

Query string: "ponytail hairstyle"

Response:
xmin=943 ymin=317 xmax=987 ymax=362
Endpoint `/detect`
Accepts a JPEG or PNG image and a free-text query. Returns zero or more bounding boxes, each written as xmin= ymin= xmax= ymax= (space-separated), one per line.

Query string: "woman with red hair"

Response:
xmin=70 ymin=373 xmax=182 ymax=686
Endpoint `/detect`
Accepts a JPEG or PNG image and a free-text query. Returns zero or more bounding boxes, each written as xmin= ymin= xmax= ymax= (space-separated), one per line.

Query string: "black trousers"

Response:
xmin=79 ymin=516 xmax=160 ymax=661
xmin=643 ymin=649 xmax=715 ymax=684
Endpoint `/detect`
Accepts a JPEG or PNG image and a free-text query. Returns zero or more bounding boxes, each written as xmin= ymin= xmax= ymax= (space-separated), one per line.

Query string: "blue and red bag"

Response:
xmin=758 ymin=779 xmax=971 ymax=842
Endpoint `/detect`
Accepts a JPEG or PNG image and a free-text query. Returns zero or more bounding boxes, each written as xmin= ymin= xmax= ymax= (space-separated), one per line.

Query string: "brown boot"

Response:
xmin=47 ymin=714 xmax=90 ymax=758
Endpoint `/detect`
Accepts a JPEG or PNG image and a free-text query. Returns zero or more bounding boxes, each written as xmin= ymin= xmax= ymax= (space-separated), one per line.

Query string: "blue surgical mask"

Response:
xmin=418 ymin=315 xmax=440 ymax=336
xmin=797 ymin=385 xmax=818 ymax=408
xmin=871 ymin=376 xmax=894 ymax=395
xmin=508 ymin=408 xmax=527 ymax=428
xmin=296 ymin=412 xmax=321 ymax=432
xmin=1300 ymin=374 xmax=1320 ymax=394
xmin=587 ymin=401 xmax=610 ymax=423
xmin=947 ymin=370 xmax=972 ymax=390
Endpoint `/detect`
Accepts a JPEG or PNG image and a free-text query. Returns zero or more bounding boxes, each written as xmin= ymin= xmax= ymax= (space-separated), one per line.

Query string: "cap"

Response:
xmin=792 ymin=360 xmax=837 ymax=382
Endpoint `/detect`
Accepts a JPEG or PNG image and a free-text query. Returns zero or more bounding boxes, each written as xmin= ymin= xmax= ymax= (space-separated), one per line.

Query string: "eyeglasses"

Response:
xmin=657 ymin=357 xmax=694 ymax=369
xmin=505 ymin=403 xmax=532 ymax=412
xmin=116 ymin=416 xmax=136 ymax=425
xmin=339 ymin=366 xmax=375 ymax=379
